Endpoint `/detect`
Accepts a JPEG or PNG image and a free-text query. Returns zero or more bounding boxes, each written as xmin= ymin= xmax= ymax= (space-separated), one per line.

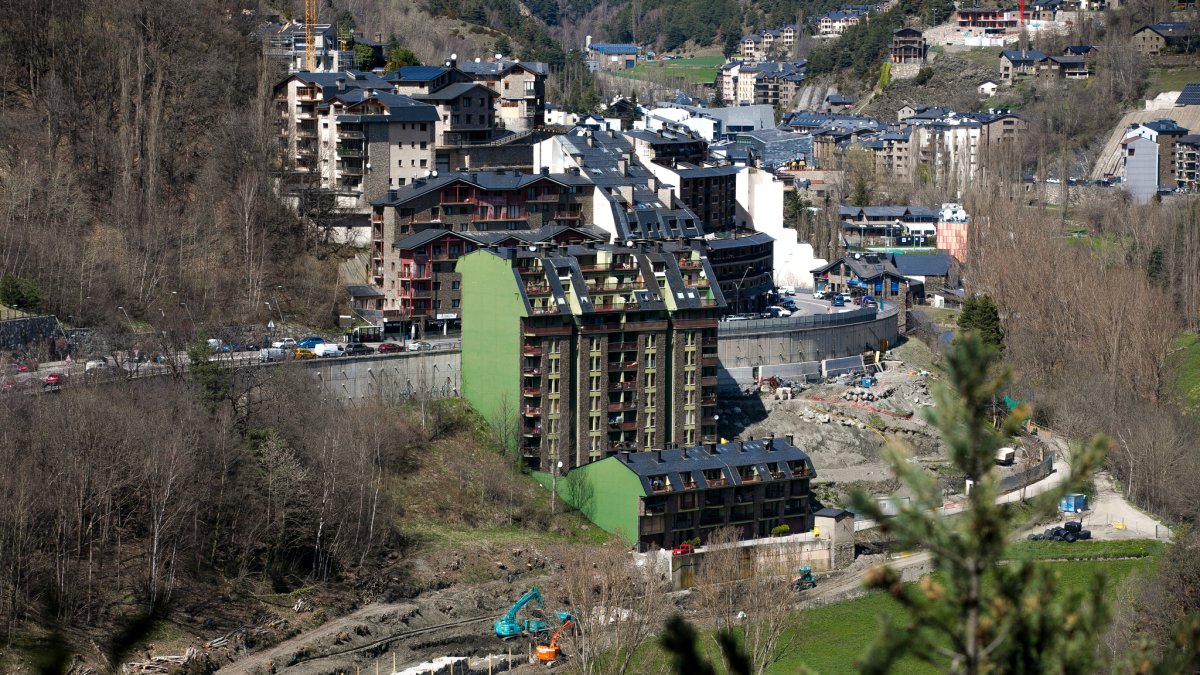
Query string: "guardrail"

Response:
xmin=717 ymin=307 xmax=880 ymax=336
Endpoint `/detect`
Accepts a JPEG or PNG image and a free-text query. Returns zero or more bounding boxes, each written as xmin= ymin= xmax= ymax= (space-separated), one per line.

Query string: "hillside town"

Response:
xmin=1 ymin=0 xmax=1199 ymax=673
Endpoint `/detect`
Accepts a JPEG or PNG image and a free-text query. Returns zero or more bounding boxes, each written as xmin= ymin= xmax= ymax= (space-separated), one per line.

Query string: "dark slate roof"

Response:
xmin=839 ymin=205 xmax=940 ymax=219
xmin=589 ymin=43 xmax=640 ymax=54
xmin=1143 ymin=118 xmax=1189 ymax=134
xmin=705 ymin=231 xmax=774 ymax=249
xmin=613 ymin=437 xmax=815 ymax=495
xmin=1176 ymin=84 xmax=1200 ymax=106
xmin=413 ymin=82 xmax=497 ymax=101
xmin=1064 ymin=44 xmax=1095 ymax=55
xmin=393 ymin=228 xmax=471 ymax=250
xmin=826 ymin=94 xmax=857 ymax=105
xmin=999 ymin=50 xmax=1047 ymax=64
xmin=385 ymin=65 xmax=450 ymax=82
xmin=1177 ymin=134 xmax=1200 ymax=146
xmin=814 ymin=507 xmax=853 ymax=518
xmin=334 ymin=92 xmax=441 ymax=123
xmin=1049 ymin=55 xmax=1085 ymax=66
xmin=888 ymin=252 xmax=951 ymax=277
xmin=374 ymin=170 xmax=593 ymax=207
xmin=1139 ymin=22 xmax=1195 ymax=38
xmin=459 ymin=59 xmax=549 ymax=76
xmin=345 ymin=284 xmax=385 ymax=298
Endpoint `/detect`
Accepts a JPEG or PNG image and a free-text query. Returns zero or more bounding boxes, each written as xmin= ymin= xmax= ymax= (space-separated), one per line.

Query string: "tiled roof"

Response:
xmin=613 ymin=437 xmax=815 ymax=494
xmin=412 ymin=82 xmax=496 ymax=101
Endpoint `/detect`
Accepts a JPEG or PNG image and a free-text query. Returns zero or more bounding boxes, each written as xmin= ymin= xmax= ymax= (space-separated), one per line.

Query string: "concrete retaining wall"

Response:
xmin=716 ymin=307 xmax=898 ymax=369
xmin=307 ymin=351 xmax=462 ymax=404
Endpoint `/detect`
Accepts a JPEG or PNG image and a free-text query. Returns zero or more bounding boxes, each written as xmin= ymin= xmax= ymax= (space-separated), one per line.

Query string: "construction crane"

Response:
xmin=304 ymin=0 xmax=317 ymax=72
xmin=536 ymin=618 xmax=575 ymax=663
xmin=495 ymin=586 xmax=544 ymax=638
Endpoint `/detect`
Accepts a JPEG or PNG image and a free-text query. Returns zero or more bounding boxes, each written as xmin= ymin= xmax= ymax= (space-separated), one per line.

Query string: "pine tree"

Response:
xmin=849 ymin=333 xmax=1108 ymax=674
xmin=958 ymin=293 xmax=1004 ymax=354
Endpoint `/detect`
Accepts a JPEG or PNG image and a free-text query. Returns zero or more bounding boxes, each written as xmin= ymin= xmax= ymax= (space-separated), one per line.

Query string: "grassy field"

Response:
xmin=1003 ymin=538 xmax=1165 ymax=561
xmin=1169 ymin=333 xmax=1200 ymax=415
xmin=765 ymin=558 xmax=1153 ymax=674
xmin=1148 ymin=66 xmax=1200 ymax=97
xmin=614 ymin=56 xmax=724 ymax=85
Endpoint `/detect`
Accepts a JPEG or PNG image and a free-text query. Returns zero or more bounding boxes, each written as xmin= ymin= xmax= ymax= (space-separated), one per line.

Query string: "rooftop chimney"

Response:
xmin=386 ymin=188 xmax=397 ymax=201
xmin=707 ymin=442 xmax=717 ymax=453
xmin=767 ymin=434 xmax=775 ymax=451
xmin=336 ymin=77 xmax=346 ymax=92
xmin=786 ymin=434 xmax=794 ymax=446
xmin=621 ymin=451 xmax=631 ymax=462
xmin=449 ymin=53 xmax=458 ymax=69
xmin=541 ymin=166 xmax=550 ymax=175
xmin=656 ymin=450 xmax=663 ymax=463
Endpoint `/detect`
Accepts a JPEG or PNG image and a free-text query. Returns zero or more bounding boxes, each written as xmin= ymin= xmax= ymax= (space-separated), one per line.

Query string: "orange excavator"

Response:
xmin=536 ymin=618 xmax=575 ymax=664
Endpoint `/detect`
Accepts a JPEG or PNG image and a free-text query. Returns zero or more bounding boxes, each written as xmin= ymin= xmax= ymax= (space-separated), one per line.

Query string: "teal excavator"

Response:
xmin=494 ymin=586 xmax=573 ymax=638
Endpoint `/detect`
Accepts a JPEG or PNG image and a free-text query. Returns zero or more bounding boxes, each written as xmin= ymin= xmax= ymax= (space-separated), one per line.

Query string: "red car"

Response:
xmin=42 ymin=372 xmax=63 ymax=386
xmin=671 ymin=543 xmax=695 ymax=556
xmin=377 ymin=342 xmax=404 ymax=353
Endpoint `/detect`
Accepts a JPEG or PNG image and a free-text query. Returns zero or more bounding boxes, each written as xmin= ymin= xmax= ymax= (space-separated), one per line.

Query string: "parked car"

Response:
xmin=43 ymin=372 xmax=64 ymax=387
xmin=407 ymin=341 xmax=434 ymax=352
xmin=296 ymin=336 xmax=325 ymax=349
xmin=831 ymin=295 xmax=846 ymax=307
xmin=377 ymin=342 xmax=405 ymax=354
xmin=672 ymin=543 xmax=695 ymax=556
xmin=780 ymin=299 xmax=799 ymax=311
xmin=314 ymin=343 xmax=345 ymax=358
xmin=293 ymin=347 xmax=317 ymax=360
xmin=271 ymin=337 xmax=297 ymax=349
xmin=813 ymin=289 xmax=831 ymax=300
xmin=855 ymin=295 xmax=875 ymax=306
xmin=765 ymin=306 xmax=793 ymax=318
xmin=259 ymin=347 xmax=287 ymax=363
xmin=345 ymin=343 xmax=376 ymax=356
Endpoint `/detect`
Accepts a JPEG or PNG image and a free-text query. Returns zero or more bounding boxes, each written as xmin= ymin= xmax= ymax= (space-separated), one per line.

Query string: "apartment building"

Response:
xmin=368 ymin=169 xmax=598 ymax=330
xmin=272 ymin=70 xmax=439 ymax=212
xmin=457 ymin=59 xmax=548 ymax=132
xmin=999 ymin=50 xmax=1049 ymax=83
xmin=890 ymin=28 xmax=927 ymax=64
xmin=815 ymin=7 xmax=871 ymax=36
xmin=740 ymin=25 xmax=801 ymax=59
xmin=957 ymin=7 xmax=1017 ymax=32
xmin=1132 ymin=22 xmax=1198 ymax=56
xmin=457 ymin=241 xmax=725 ymax=471
xmin=1175 ymin=135 xmax=1200 ymax=192
xmin=559 ymin=436 xmax=816 ymax=549
xmin=263 ymin=21 xmax=353 ymax=73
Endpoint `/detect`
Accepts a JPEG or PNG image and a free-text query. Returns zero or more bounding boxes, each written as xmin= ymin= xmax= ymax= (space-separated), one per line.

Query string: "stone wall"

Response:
xmin=305 ymin=350 xmax=462 ymax=404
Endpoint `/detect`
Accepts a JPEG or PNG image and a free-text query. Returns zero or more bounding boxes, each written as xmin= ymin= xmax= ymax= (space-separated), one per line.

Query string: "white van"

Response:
xmin=314 ymin=343 xmax=345 ymax=358
xmin=259 ymin=347 xmax=287 ymax=363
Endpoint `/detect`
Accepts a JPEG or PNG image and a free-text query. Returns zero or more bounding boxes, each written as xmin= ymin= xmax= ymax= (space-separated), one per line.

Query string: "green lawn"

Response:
xmin=767 ymin=558 xmax=1153 ymax=674
xmin=1170 ymin=333 xmax=1200 ymax=415
xmin=1148 ymin=66 xmax=1200 ymax=97
xmin=614 ymin=56 xmax=725 ymax=85
xmin=1003 ymin=538 xmax=1165 ymax=561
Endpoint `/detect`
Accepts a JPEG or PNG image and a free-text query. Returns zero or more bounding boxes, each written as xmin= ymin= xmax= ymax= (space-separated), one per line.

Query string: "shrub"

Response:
xmin=771 ymin=524 xmax=791 ymax=537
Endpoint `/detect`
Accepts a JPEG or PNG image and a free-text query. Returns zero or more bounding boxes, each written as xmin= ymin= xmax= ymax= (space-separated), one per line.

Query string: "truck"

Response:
xmin=996 ymin=447 xmax=1016 ymax=466
xmin=313 ymin=343 xmax=345 ymax=358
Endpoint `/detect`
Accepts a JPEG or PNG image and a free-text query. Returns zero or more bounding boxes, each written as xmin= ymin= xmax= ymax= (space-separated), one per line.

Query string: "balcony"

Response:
xmin=607 ymin=360 xmax=638 ymax=371
xmin=700 ymin=376 xmax=718 ymax=387
xmin=399 ymin=268 xmax=432 ymax=281
xmin=677 ymin=259 xmax=702 ymax=269
xmin=337 ymin=147 xmax=363 ymax=158
xmin=522 ymin=324 xmax=572 ymax=336
xmin=525 ymin=284 xmax=552 ymax=295
xmin=701 ymin=435 xmax=719 ymax=444
xmin=609 ymin=381 xmax=638 ymax=391
xmin=594 ymin=302 xmax=640 ymax=312
xmin=338 ymin=130 xmax=365 ymax=139
xmin=523 ymin=406 xmax=541 ymax=417
xmin=702 ymin=337 xmax=718 ymax=346
xmin=522 ymin=386 xmax=542 ymax=397
xmin=523 ymin=426 xmax=542 ymax=437
xmin=609 ymin=441 xmax=636 ymax=452
xmin=522 ymin=367 xmax=541 ymax=377
xmin=337 ymin=163 xmax=364 ymax=176
xmin=522 ymin=345 xmax=542 ymax=357
xmin=530 ymin=306 xmax=559 ymax=316
xmin=408 ymin=289 xmax=434 ymax=299
xmin=519 ymin=266 xmax=545 ymax=276
xmin=296 ymin=127 xmax=317 ymax=139
xmin=610 ymin=341 xmax=638 ymax=351
xmin=705 ymin=477 xmax=728 ymax=488
xmin=587 ymin=282 xmax=638 ymax=292
xmin=553 ymin=210 xmax=583 ymax=220
xmin=607 ymin=401 xmax=636 ymax=413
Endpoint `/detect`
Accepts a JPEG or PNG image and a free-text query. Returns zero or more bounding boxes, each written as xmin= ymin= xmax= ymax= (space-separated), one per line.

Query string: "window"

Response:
xmin=644 ymin=353 xmax=656 ymax=369
xmin=590 ymin=355 xmax=601 ymax=371
xmin=451 ymin=280 xmax=460 ymax=290
xmin=525 ymin=81 xmax=536 ymax=94
xmin=465 ymin=114 xmax=472 ymax=124
xmin=464 ymin=97 xmax=472 ymax=107
xmin=452 ymin=115 xmax=459 ymax=125
xmin=647 ymin=412 xmax=655 ymax=429
xmin=590 ymin=415 xmax=601 ymax=432
xmin=420 ymin=159 xmax=428 ymax=168
xmin=645 ymin=372 xmax=656 ymax=388
xmin=590 ymin=374 xmax=600 ymax=390
xmin=645 ymin=391 xmax=655 ymax=409
xmin=420 ymin=123 xmax=427 ymax=131
xmin=420 ymin=141 xmax=427 ymax=149
xmin=433 ymin=300 xmax=440 ymax=309
xmin=548 ymin=378 xmax=560 ymax=394
xmin=451 ymin=299 xmax=460 ymax=308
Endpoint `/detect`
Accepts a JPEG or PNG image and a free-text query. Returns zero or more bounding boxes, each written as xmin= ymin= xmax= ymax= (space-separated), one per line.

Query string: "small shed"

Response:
xmin=1060 ymin=493 xmax=1088 ymax=513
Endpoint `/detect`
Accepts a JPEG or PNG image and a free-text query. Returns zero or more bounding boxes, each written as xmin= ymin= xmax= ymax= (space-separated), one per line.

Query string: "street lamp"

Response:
xmin=117 ymin=306 xmax=132 ymax=325
xmin=732 ymin=265 xmax=756 ymax=313
xmin=266 ymin=301 xmax=283 ymax=323
xmin=173 ymin=292 xmax=196 ymax=333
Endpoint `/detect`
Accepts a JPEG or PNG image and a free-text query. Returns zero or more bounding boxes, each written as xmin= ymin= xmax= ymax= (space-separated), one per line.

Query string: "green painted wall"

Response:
xmin=457 ymin=251 xmax=526 ymax=442
xmin=550 ymin=458 xmax=646 ymax=546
